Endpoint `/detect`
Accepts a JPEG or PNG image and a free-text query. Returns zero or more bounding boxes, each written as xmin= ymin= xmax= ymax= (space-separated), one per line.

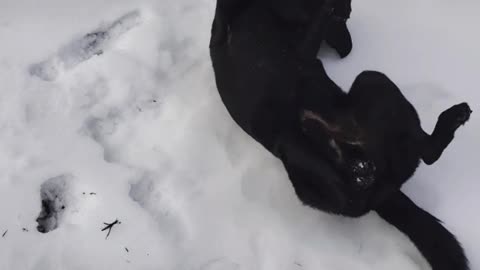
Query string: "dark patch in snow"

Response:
xmin=22 ymin=228 xmax=29 ymax=232
xmin=36 ymin=174 xmax=72 ymax=233
xmin=2 ymin=230 xmax=7 ymax=237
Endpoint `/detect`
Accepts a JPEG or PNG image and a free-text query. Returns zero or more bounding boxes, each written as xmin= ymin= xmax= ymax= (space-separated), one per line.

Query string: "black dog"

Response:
xmin=209 ymin=0 xmax=471 ymax=269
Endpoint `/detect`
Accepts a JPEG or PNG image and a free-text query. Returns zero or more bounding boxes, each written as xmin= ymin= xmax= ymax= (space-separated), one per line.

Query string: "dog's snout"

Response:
xmin=352 ymin=160 xmax=376 ymax=175
xmin=354 ymin=175 xmax=375 ymax=188
xmin=351 ymin=160 xmax=376 ymax=188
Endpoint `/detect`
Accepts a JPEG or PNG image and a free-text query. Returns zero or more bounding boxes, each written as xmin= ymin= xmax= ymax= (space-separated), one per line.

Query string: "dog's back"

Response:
xmin=210 ymin=0 xmax=338 ymax=153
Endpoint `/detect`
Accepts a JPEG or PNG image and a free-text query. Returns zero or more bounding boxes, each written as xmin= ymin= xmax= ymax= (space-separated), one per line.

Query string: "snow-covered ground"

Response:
xmin=0 ymin=0 xmax=478 ymax=269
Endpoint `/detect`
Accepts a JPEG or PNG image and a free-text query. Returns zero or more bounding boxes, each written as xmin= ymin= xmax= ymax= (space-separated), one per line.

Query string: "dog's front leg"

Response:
xmin=296 ymin=0 xmax=354 ymax=59
xmin=296 ymin=2 xmax=337 ymax=60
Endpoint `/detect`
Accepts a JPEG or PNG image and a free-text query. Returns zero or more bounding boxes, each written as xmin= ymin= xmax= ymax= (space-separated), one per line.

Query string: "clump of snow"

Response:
xmin=0 ymin=0 xmax=478 ymax=270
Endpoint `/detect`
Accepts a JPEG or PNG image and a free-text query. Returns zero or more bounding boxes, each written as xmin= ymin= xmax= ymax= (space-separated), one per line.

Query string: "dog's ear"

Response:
xmin=325 ymin=21 xmax=352 ymax=58
xmin=324 ymin=0 xmax=353 ymax=58
xmin=300 ymin=109 xmax=365 ymax=151
xmin=299 ymin=110 xmax=345 ymax=163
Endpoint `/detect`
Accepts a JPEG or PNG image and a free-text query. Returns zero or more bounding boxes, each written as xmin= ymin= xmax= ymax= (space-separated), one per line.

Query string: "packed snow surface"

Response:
xmin=0 ymin=0 xmax=478 ymax=269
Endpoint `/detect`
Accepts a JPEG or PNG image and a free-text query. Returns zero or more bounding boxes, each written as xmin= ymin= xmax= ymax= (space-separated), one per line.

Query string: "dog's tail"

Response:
xmin=375 ymin=191 xmax=469 ymax=270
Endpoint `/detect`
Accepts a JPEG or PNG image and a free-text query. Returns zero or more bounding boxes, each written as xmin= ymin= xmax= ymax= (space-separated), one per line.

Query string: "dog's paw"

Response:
xmin=325 ymin=21 xmax=352 ymax=58
xmin=438 ymin=102 xmax=472 ymax=132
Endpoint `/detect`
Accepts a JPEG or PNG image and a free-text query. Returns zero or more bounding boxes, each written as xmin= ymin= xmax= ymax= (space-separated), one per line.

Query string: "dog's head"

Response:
xmin=300 ymin=109 xmax=377 ymax=190
xmin=296 ymin=109 xmax=382 ymax=217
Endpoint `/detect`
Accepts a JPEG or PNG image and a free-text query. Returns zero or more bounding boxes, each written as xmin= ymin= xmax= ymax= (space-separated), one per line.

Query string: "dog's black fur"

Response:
xmin=209 ymin=0 xmax=471 ymax=269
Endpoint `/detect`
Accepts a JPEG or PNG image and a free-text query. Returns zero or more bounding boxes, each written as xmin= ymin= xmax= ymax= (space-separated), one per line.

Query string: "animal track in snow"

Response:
xmin=30 ymin=10 xmax=142 ymax=81
xmin=129 ymin=172 xmax=190 ymax=243
xmin=36 ymin=174 xmax=74 ymax=233
xmin=82 ymin=113 xmax=121 ymax=163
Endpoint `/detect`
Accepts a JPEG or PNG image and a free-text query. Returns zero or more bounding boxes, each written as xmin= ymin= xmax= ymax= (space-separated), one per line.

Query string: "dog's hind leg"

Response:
xmin=376 ymin=191 xmax=469 ymax=270
xmin=420 ymin=103 xmax=471 ymax=165
xmin=347 ymin=71 xmax=471 ymax=165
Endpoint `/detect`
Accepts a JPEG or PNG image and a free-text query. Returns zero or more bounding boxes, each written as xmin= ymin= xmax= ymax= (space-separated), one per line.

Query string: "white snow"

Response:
xmin=0 ymin=0 xmax=478 ymax=269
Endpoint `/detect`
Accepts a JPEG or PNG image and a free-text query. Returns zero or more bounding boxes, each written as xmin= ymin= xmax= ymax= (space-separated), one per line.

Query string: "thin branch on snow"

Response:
xmin=101 ymin=219 xmax=121 ymax=239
